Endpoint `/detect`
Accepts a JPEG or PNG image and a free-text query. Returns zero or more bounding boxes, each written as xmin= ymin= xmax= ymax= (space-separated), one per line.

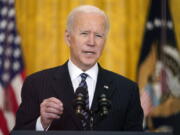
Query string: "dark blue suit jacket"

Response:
xmin=13 ymin=61 xmax=143 ymax=131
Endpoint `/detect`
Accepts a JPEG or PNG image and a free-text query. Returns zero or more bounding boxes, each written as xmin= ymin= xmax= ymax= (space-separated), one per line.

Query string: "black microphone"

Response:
xmin=98 ymin=93 xmax=111 ymax=117
xmin=73 ymin=87 xmax=86 ymax=118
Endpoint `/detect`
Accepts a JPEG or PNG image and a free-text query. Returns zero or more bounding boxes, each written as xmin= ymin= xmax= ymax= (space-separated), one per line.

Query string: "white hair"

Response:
xmin=66 ymin=5 xmax=110 ymax=35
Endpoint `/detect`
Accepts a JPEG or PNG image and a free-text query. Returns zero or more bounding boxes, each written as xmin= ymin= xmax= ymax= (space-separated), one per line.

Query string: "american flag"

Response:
xmin=0 ymin=0 xmax=25 ymax=134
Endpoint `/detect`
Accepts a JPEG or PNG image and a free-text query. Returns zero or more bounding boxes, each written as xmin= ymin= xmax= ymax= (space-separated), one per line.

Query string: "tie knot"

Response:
xmin=80 ymin=73 xmax=88 ymax=81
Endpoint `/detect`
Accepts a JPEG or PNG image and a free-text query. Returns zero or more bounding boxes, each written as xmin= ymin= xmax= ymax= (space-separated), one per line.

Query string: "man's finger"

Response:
xmin=43 ymin=112 xmax=61 ymax=119
xmin=44 ymin=106 xmax=63 ymax=115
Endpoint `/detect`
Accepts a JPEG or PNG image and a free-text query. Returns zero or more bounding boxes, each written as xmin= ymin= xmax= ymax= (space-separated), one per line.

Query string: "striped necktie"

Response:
xmin=79 ymin=73 xmax=89 ymax=129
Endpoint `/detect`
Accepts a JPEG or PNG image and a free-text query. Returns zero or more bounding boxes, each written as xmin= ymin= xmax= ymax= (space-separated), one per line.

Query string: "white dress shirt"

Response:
xmin=68 ymin=60 xmax=98 ymax=108
xmin=36 ymin=60 xmax=98 ymax=130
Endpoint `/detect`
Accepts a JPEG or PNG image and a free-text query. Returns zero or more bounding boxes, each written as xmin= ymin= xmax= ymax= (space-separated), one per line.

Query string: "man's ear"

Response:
xmin=65 ymin=30 xmax=71 ymax=47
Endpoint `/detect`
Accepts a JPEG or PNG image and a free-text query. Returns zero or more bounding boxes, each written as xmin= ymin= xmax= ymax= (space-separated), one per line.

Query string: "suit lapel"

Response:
xmin=91 ymin=65 xmax=115 ymax=112
xmin=51 ymin=62 xmax=82 ymax=129
xmin=90 ymin=65 xmax=115 ymax=127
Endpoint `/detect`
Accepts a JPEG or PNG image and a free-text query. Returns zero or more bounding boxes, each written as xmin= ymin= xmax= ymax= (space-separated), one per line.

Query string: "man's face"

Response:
xmin=65 ymin=12 xmax=107 ymax=71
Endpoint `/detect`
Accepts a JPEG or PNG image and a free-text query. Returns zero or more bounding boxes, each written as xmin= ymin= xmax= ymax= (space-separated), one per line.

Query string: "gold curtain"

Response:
xmin=15 ymin=0 xmax=180 ymax=81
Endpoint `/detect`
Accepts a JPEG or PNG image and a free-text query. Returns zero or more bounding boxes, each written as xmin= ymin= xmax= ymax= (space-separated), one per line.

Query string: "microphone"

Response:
xmin=73 ymin=87 xmax=86 ymax=118
xmin=98 ymin=93 xmax=111 ymax=117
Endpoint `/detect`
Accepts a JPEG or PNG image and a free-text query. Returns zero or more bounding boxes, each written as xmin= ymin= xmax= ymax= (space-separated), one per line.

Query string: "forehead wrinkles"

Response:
xmin=72 ymin=12 xmax=106 ymax=33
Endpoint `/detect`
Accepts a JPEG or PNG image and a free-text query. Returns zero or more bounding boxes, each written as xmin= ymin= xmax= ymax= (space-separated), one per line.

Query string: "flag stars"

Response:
xmin=7 ymin=22 xmax=14 ymax=30
xmin=167 ymin=21 xmax=173 ymax=29
xmin=8 ymin=9 xmax=15 ymax=18
xmin=4 ymin=59 xmax=11 ymax=69
xmin=0 ymin=19 xmax=7 ymax=29
xmin=0 ymin=7 xmax=8 ymax=16
xmin=7 ymin=34 xmax=14 ymax=43
xmin=5 ymin=47 xmax=12 ymax=56
xmin=154 ymin=18 xmax=161 ymax=27
xmin=0 ymin=33 xmax=5 ymax=42
xmin=13 ymin=61 xmax=20 ymax=71
xmin=153 ymin=19 xmax=173 ymax=29
xmin=13 ymin=48 xmax=21 ymax=58
xmin=2 ymin=72 xmax=10 ymax=82
xmin=0 ymin=0 xmax=25 ymax=131
xmin=0 ymin=0 xmax=24 ymax=88
xmin=14 ymin=36 xmax=21 ymax=44
xmin=146 ymin=22 xmax=154 ymax=30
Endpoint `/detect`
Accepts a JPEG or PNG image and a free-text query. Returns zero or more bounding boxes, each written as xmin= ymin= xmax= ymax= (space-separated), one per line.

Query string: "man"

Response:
xmin=13 ymin=5 xmax=143 ymax=131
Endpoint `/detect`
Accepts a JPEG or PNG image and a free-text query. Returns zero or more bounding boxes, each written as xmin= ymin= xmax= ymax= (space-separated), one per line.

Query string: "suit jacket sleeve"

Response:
xmin=13 ymin=75 xmax=40 ymax=130
xmin=123 ymin=83 xmax=144 ymax=131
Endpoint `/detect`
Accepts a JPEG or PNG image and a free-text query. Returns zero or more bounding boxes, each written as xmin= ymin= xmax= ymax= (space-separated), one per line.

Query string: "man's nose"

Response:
xmin=87 ymin=34 xmax=95 ymax=46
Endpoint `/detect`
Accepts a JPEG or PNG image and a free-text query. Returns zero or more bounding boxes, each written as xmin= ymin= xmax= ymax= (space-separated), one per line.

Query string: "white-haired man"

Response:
xmin=13 ymin=5 xmax=143 ymax=131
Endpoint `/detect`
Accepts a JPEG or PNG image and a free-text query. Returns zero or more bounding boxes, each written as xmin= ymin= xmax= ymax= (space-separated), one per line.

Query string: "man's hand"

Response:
xmin=40 ymin=97 xmax=63 ymax=129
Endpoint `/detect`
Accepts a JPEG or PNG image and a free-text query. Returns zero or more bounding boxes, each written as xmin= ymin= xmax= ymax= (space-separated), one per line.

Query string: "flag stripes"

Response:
xmin=0 ymin=0 xmax=25 ymax=134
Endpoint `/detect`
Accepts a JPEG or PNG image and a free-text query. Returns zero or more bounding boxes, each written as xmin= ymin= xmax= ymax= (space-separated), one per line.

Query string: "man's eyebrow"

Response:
xmin=80 ymin=30 xmax=90 ymax=32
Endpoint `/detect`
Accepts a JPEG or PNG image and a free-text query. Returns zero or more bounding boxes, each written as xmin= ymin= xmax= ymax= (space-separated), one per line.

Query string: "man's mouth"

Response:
xmin=83 ymin=51 xmax=96 ymax=55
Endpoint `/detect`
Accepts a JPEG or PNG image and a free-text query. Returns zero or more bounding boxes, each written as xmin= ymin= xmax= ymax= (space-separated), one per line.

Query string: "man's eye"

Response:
xmin=96 ymin=34 xmax=103 ymax=38
xmin=80 ymin=32 xmax=88 ymax=35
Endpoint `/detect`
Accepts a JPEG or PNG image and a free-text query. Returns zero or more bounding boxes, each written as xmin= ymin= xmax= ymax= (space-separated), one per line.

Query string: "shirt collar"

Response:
xmin=68 ymin=59 xmax=98 ymax=81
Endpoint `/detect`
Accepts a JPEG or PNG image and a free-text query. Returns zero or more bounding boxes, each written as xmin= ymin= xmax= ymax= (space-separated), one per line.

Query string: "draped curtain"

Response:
xmin=15 ymin=0 xmax=180 ymax=81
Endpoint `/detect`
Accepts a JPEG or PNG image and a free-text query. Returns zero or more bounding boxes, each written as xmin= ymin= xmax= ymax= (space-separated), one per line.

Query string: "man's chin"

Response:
xmin=82 ymin=61 xmax=96 ymax=69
